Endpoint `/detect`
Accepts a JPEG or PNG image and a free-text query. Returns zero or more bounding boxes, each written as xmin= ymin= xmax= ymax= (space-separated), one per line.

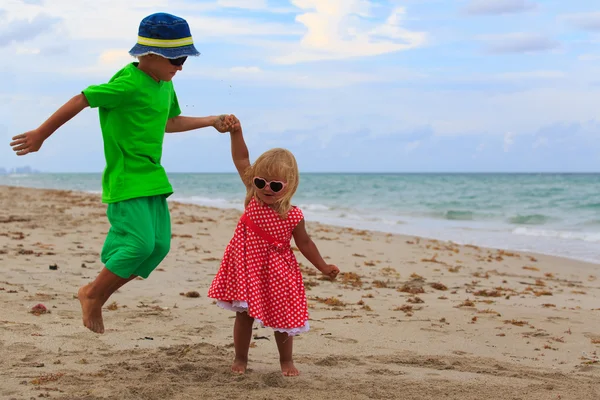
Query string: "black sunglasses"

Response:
xmin=169 ymin=56 xmax=187 ymax=66
xmin=253 ymin=177 xmax=286 ymax=193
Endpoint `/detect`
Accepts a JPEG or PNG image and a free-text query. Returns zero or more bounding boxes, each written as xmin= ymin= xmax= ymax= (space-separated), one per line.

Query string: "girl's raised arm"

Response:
xmin=229 ymin=120 xmax=251 ymax=184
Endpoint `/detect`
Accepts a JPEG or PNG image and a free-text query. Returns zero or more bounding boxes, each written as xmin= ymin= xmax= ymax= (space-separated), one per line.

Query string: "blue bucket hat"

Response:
xmin=129 ymin=12 xmax=200 ymax=59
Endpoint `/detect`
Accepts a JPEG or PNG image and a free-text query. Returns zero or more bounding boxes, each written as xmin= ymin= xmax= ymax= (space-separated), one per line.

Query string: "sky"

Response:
xmin=1 ymin=0 xmax=600 ymax=173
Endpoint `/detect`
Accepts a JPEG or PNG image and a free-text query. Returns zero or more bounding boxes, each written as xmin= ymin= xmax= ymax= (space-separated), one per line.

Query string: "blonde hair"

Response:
xmin=244 ymin=148 xmax=299 ymax=218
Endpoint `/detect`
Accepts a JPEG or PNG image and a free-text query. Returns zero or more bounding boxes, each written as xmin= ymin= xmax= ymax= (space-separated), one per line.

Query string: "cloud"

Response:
xmin=0 ymin=1 xmax=301 ymax=50
xmin=532 ymin=136 xmax=548 ymax=149
xmin=16 ymin=47 xmax=40 ymax=55
xmin=578 ymin=53 xmax=600 ymax=61
xmin=182 ymin=64 xmax=425 ymax=89
xmin=1 ymin=1 xmax=286 ymax=43
xmin=98 ymin=49 xmax=133 ymax=66
xmin=229 ymin=66 xmax=262 ymax=73
xmin=563 ymin=12 xmax=600 ymax=32
xmin=270 ymin=2 xmax=427 ymax=64
xmin=58 ymin=9 xmax=300 ymax=42
xmin=479 ymin=33 xmax=559 ymax=54
xmin=22 ymin=0 xmax=44 ymax=4
xmin=0 ymin=13 xmax=61 ymax=47
xmin=464 ymin=0 xmax=537 ymax=16
xmin=494 ymin=70 xmax=565 ymax=80
xmin=0 ymin=1 xmax=425 ymax=72
xmin=217 ymin=0 xmax=268 ymax=9
xmin=215 ymin=0 xmax=295 ymax=13
xmin=5 ymin=84 xmax=600 ymax=173
xmin=528 ymin=121 xmax=599 ymax=157
xmin=39 ymin=44 xmax=69 ymax=56
xmin=187 ymin=15 xmax=301 ymax=39
xmin=503 ymin=132 xmax=514 ymax=152
xmin=404 ymin=140 xmax=420 ymax=153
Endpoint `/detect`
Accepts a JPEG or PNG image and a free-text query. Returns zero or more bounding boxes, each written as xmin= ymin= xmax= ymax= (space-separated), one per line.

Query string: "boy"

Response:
xmin=9 ymin=13 xmax=236 ymax=333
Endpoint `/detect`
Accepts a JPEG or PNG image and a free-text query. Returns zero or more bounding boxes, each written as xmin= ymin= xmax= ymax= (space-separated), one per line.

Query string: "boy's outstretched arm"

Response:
xmin=10 ymin=94 xmax=89 ymax=156
xmin=293 ymin=220 xmax=340 ymax=279
xmin=165 ymin=114 xmax=236 ymax=133
xmin=228 ymin=120 xmax=251 ymax=181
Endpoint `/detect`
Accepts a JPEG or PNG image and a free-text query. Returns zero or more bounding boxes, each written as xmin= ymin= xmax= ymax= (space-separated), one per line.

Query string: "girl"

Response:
xmin=208 ymin=120 xmax=340 ymax=377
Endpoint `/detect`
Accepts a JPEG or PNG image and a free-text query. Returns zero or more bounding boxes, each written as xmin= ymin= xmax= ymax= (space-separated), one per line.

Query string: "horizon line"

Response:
xmin=2 ymin=171 xmax=600 ymax=175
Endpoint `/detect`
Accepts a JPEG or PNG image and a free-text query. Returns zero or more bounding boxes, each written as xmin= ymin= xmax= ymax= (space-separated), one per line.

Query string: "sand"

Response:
xmin=0 ymin=185 xmax=598 ymax=400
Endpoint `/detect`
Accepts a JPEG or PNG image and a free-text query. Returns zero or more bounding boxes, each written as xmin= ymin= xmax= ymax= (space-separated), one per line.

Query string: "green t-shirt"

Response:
xmin=82 ymin=63 xmax=181 ymax=203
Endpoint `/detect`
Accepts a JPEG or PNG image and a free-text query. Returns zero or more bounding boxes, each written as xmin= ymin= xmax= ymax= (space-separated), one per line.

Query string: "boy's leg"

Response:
xmin=275 ymin=332 xmax=298 ymax=376
xmin=132 ymin=195 xmax=171 ymax=279
xmin=232 ymin=311 xmax=254 ymax=374
xmin=78 ymin=268 xmax=134 ymax=334
xmin=102 ymin=274 xmax=138 ymax=305
xmin=80 ymin=198 xmax=155 ymax=334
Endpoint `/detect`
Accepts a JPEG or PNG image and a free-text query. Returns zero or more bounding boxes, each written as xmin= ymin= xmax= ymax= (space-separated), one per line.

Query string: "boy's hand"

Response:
xmin=10 ymin=129 xmax=46 ymax=156
xmin=321 ymin=264 xmax=340 ymax=280
xmin=213 ymin=114 xmax=239 ymax=133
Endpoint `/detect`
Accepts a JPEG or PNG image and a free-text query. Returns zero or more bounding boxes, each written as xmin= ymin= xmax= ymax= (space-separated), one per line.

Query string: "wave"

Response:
xmin=444 ymin=210 xmax=474 ymax=220
xmin=297 ymin=203 xmax=331 ymax=212
xmin=579 ymin=219 xmax=600 ymax=227
xmin=512 ymin=227 xmax=600 ymax=243
xmin=577 ymin=202 xmax=600 ymax=210
xmin=507 ymin=214 xmax=552 ymax=225
xmin=425 ymin=209 xmax=499 ymax=221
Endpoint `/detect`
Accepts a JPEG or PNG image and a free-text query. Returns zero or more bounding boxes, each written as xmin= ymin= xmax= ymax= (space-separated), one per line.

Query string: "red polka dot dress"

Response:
xmin=208 ymin=197 xmax=309 ymax=335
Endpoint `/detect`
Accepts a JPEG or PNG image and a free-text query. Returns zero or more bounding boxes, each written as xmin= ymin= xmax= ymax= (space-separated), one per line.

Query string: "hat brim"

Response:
xmin=128 ymin=43 xmax=200 ymax=58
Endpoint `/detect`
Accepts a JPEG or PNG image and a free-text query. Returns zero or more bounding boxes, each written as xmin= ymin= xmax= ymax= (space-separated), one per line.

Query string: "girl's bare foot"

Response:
xmin=280 ymin=360 xmax=299 ymax=376
xmin=77 ymin=285 xmax=105 ymax=334
xmin=231 ymin=358 xmax=248 ymax=374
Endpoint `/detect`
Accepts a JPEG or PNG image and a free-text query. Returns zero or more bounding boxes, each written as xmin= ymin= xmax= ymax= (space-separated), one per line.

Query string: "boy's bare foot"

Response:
xmin=280 ymin=360 xmax=299 ymax=376
xmin=231 ymin=358 xmax=247 ymax=374
xmin=77 ymin=285 xmax=105 ymax=334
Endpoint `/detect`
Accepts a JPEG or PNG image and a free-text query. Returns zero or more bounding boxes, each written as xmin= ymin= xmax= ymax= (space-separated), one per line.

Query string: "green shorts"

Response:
xmin=101 ymin=195 xmax=171 ymax=279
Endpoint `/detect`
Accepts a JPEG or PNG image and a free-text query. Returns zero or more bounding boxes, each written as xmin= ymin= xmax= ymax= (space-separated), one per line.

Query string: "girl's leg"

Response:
xmin=274 ymin=332 xmax=299 ymax=376
xmin=232 ymin=311 xmax=254 ymax=373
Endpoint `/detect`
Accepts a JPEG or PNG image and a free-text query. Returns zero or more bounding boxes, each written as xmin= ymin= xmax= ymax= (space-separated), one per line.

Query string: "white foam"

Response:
xmin=172 ymin=196 xmax=242 ymax=210
xmin=297 ymin=203 xmax=330 ymax=211
xmin=512 ymin=227 xmax=600 ymax=243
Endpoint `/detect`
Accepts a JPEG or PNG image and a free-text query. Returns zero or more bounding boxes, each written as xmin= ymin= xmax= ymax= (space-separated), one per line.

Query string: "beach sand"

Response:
xmin=0 ymin=185 xmax=598 ymax=400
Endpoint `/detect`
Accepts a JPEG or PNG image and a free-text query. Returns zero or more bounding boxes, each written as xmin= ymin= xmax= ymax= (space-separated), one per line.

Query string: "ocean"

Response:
xmin=1 ymin=173 xmax=599 ymax=264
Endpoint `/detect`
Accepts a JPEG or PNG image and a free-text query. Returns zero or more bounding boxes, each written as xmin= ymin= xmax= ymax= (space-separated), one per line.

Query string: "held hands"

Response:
xmin=320 ymin=264 xmax=340 ymax=280
xmin=213 ymin=114 xmax=240 ymax=133
xmin=10 ymin=129 xmax=46 ymax=156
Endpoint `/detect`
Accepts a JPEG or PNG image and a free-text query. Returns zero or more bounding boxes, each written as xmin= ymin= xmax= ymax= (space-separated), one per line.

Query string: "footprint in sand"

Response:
xmin=324 ymin=336 xmax=358 ymax=344
xmin=261 ymin=371 xmax=287 ymax=388
xmin=186 ymin=325 xmax=217 ymax=337
xmin=367 ymin=368 xmax=405 ymax=376
xmin=315 ymin=355 xmax=364 ymax=367
xmin=0 ymin=321 xmax=40 ymax=334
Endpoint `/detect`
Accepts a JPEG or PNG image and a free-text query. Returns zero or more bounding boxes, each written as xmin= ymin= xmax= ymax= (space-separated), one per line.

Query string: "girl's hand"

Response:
xmin=321 ymin=264 xmax=340 ymax=280
xmin=229 ymin=116 xmax=241 ymax=133
xmin=213 ymin=114 xmax=239 ymax=133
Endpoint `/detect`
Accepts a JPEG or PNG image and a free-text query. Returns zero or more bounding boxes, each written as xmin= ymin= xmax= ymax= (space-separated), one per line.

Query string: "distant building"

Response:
xmin=0 ymin=166 xmax=41 ymax=175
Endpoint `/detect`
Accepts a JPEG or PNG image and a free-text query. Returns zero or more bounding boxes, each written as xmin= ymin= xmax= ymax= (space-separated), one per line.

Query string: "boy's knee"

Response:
xmin=153 ymin=231 xmax=171 ymax=259
xmin=131 ymin=235 xmax=156 ymax=261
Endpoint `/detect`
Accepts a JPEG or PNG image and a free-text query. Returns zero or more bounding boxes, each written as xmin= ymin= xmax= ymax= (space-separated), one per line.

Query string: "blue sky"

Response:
xmin=1 ymin=0 xmax=600 ymax=172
